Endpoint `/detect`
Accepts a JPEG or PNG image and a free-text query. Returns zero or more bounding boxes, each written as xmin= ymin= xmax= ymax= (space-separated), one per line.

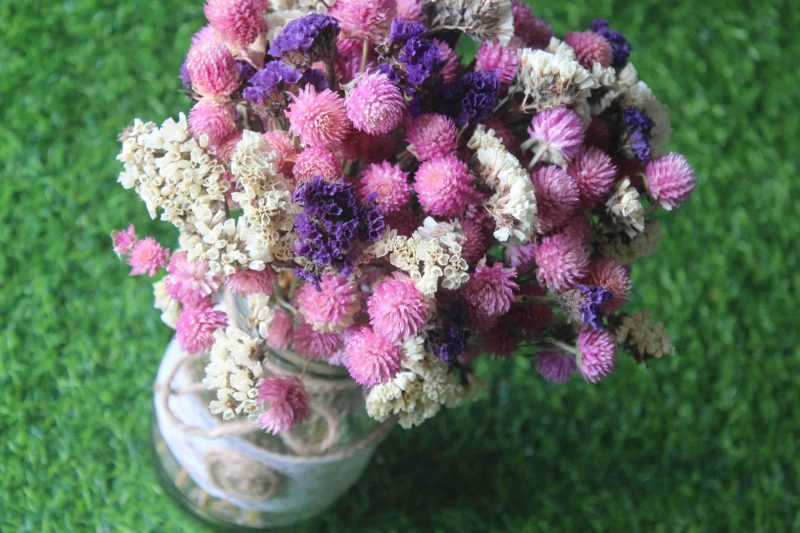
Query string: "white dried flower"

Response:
xmin=620 ymin=81 xmax=671 ymax=157
xmin=204 ymin=326 xmax=266 ymax=420
xmin=431 ymin=0 xmax=514 ymax=45
xmin=606 ymin=177 xmax=645 ymax=238
xmin=152 ymin=280 xmax=181 ymax=328
xmin=247 ymin=294 xmax=276 ymax=339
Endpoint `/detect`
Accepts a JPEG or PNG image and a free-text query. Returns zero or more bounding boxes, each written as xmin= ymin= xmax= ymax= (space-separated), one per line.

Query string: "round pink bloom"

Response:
xmin=293 ymin=145 xmax=340 ymax=182
xmin=531 ymin=165 xmax=580 ymax=232
xmin=224 ymin=267 xmax=276 ymax=296
xmin=434 ymin=39 xmax=460 ymax=83
xmin=256 ymin=376 xmax=311 ymax=434
xmin=584 ymin=259 xmax=631 ymax=313
xmin=482 ymin=118 xmax=519 ymax=155
xmin=291 ymin=320 xmax=342 ymax=360
xmin=511 ymin=0 xmax=553 ymax=49
xmin=368 ymin=273 xmax=428 ymax=342
xmin=564 ymin=31 xmax=613 ymax=69
xmin=577 ymin=328 xmax=616 ymax=383
xmin=397 ymin=0 xmax=424 ymax=22
xmin=165 ymin=251 xmax=220 ymax=304
xmin=345 ymin=72 xmax=405 ymax=135
xmin=189 ymin=98 xmax=238 ymax=150
xmin=528 ymin=107 xmax=585 ymax=166
xmin=536 ymin=351 xmax=576 ymax=383
xmin=286 ymin=85 xmax=351 ymax=148
xmin=558 ymin=213 xmax=592 ymax=247
xmin=567 ymin=147 xmax=617 ymax=207
xmin=266 ymin=308 xmax=293 ymax=349
xmin=358 ymin=161 xmax=411 ymax=214
xmin=112 ymin=224 xmax=137 ymax=257
xmin=215 ymin=131 xmax=242 ymax=162
xmin=335 ymin=129 xmax=397 ymax=163
xmin=645 ymin=153 xmax=696 ymax=210
xmin=475 ymin=42 xmax=518 ymax=87
xmin=262 ymin=130 xmax=296 ymax=176
xmin=461 ymin=263 xmax=518 ymax=323
xmin=297 ymin=274 xmax=360 ymax=332
xmin=329 ymin=0 xmax=396 ymax=42
xmin=175 ymin=302 xmax=228 ymax=355
xmin=534 ymin=231 xmax=590 ymax=291
xmin=335 ymin=36 xmax=365 ymax=84
xmin=127 ymin=237 xmax=170 ymax=277
xmin=413 ymin=155 xmax=473 ymax=217
xmin=186 ymin=26 xmax=241 ymax=97
xmin=504 ymin=243 xmax=537 ymax=274
xmin=406 ymin=113 xmax=458 ymax=162
xmin=459 ymin=216 xmax=491 ymax=265
xmin=343 ymin=327 xmax=402 ymax=386
xmin=204 ymin=0 xmax=266 ymax=47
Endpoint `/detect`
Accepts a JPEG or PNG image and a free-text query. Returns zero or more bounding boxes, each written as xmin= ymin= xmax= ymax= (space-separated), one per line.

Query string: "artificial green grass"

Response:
xmin=1 ymin=0 xmax=799 ymax=530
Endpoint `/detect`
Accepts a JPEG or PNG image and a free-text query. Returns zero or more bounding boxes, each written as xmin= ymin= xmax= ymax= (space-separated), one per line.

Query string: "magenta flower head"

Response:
xmin=329 ymin=0 xmax=396 ymax=43
xmin=358 ymin=161 xmax=411 ymax=214
xmin=536 ymin=351 xmax=576 ymax=383
xmin=262 ymin=130 xmax=296 ymax=176
xmin=127 ymin=237 xmax=170 ymax=277
xmin=185 ymin=26 xmax=241 ymax=97
xmin=344 ymin=326 xmax=402 ymax=386
xmin=434 ymin=39 xmax=460 ymax=83
xmin=475 ymin=42 xmax=519 ymax=88
xmin=368 ymin=273 xmax=428 ymax=343
xmin=405 ymin=113 xmax=458 ymax=162
xmin=524 ymin=107 xmax=585 ymax=167
xmin=460 ymin=263 xmax=519 ymax=323
xmin=112 ymin=224 xmax=137 ymax=257
xmin=397 ymin=0 xmax=424 ymax=22
xmin=297 ymin=274 xmax=361 ymax=332
xmin=459 ymin=216 xmax=491 ymax=265
xmin=567 ymin=147 xmax=617 ymax=207
xmin=266 ymin=308 xmax=293 ymax=349
xmin=413 ymin=154 xmax=474 ymax=217
xmin=505 ymin=243 xmax=537 ymax=274
xmin=291 ymin=319 xmax=342 ymax=360
xmin=345 ymin=72 xmax=405 ymax=135
xmin=286 ymin=85 xmax=352 ymax=148
xmin=189 ymin=98 xmax=238 ymax=150
xmin=563 ymin=31 xmax=613 ymax=69
xmin=577 ymin=327 xmax=616 ymax=383
xmin=165 ymin=251 xmax=220 ymax=304
xmin=223 ymin=267 xmax=276 ymax=296
xmin=256 ymin=376 xmax=311 ymax=434
xmin=293 ymin=146 xmax=340 ymax=182
xmin=175 ymin=302 xmax=228 ymax=355
xmin=531 ymin=165 xmax=580 ymax=232
xmin=204 ymin=0 xmax=267 ymax=48
xmin=511 ymin=0 xmax=553 ymax=49
xmin=534 ymin=231 xmax=590 ymax=291
xmin=584 ymin=259 xmax=631 ymax=313
xmin=645 ymin=153 xmax=696 ymax=210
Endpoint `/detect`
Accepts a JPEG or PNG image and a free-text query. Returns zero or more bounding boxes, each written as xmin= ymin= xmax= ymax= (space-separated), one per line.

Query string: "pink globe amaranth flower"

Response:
xmin=112 ymin=224 xmax=137 ymax=257
xmin=329 ymin=0 xmax=396 ymax=42
xmin=577 ymin=328 xmax=616 ymax=383
xmin=224 ymin=267 xmax=276 ymax=296
xmin=567 ymin=147 xmax=617 ymax=207
xmin=189 ymin=98 xmax=238 ymax=150
xmin=345 ymin=72 xmax=405 ymax=135
xmin=256 ymin=376 xmax=311 ymax=435
xmin=396 ymin=0 xmax=424 ymax=22
xmin=511 ymin=0 xmax=552 ymax=49
xmin=508 ymin=293 xmax=552 ymax=333
xmin=475 ymin=42 xmax=518 ymax=88
xmin=368 ymin=273 xmax=428 ymax=343
xmin=645 ymin=153 xmax=697 ymax=210
xmin=127 ymin=237 xmax=170 ymax=277
xmin=344 ymin=326 xmax=402 ymax=386
xmin=186 ymin=26 xmax=241 ymax=97
xmin=335 ymin=128 xmax=397 ymax=163
xmin=584 ymin=258 xmax=631 ymax=313
xmin=286 ymin=85 xmax=351 ymax=148
xmin=558 ymin=212 xmax=592 ymax=247
xmin=297 ymin=274 xmax=361 ymax=332
xmin=215 ymin=131 xmax=243 ymax=162
xmin=534 ymin=231 xmax=590 ymax=291
xmin=266 ymin=308 xmax=293 ymax=349
xmin=291 ymin=320 xmax=342 ymax=360
xmin=293 ymin=146 xmax=340 ymax=182
xmin=536 ymin=351 xmax=576 ymax=383
xmin=564 ymin=31 xmax=613 ymax=69
xmin=165 ymin=251 xmax=221 ymax=305
xmin=204 ymin=0 xmax=266 ymax=48
xmin=434 ymin=39 xmax=460 ymax=83
xmin=461 ymin=262 xmax=519 ymax=323
xmin=406 ymin=113 xmax=458 ymax=162
xmin=175 ymin=302 xmax=228 ymax=355
xmin=527 ymin=107 xmax=585 ymax=166
xmin=459 ymin=216 xmax=491 ymax=265
xmin=505 ymin=243 xmax=537 ymax=274
xmin=358 ymin=161 xmax=411 ymax=214
xmin=481 ymin=118 xmax=520 ymax=156
xmin=262 ymin=130 xmax=296 ymax=176
xmin=335 ymin=36 xmax=365 ymax=84
xmin=413 ymin=155 xmax=474 ymax=217
xmin=531 ymin=165 xmax=580 ymax=232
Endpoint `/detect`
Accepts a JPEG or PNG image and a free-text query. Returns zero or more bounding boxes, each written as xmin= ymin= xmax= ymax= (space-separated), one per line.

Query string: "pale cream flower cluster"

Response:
xmin=590 ymin=62 xmax=640 ymax=116
xmin=431 ymin=0 xmax=514 ymax=46
xmin=620 ymin=81 xmax=672 ymax=157
xmin=365 ymin=337 xmax=480 ymax=428
xmin=616 ymin=310 xmax=675 ymax=362
xmin=606 ymin=177 xmax=645 ymax=238
xmin=372 ymin=218 xmax=470 ymax=296
xmin=468 ymin=125 xmax=539 ymax=243
xmin=246 ymin=294 xmax=276 ymax=339
xmin=152 ymin=280 xmax=181 ymax=327
xmin=203 ymin=326 xmax=266 ymax=420
xmin=599 ymin=220 xmax=663 ymax=264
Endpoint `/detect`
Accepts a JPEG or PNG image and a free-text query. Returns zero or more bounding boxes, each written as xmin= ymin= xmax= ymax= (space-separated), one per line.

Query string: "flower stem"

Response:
xmin=360 ymin=37 xmax=369 ymax=74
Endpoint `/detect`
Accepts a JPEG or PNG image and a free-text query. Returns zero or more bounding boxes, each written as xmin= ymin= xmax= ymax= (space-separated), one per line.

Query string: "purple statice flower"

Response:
xmin=445 ymin=71 xmax=500 ymax=125
xmin=427 ymin=295 xmax=470 ymax=365
xmin=179 ymin=60 xmax=192 ymax=93
xmin=398 ymin=36 xmax=444 ymax=88
xmin=292 ymin=177 xmax=384 ymax=282
xmin=389 ymin=18 xmax=426 ymax=45
xmin=575 ymin=285 xmax=612 ymax=330
xmin=591 ymin=19 xmax=632 ymax=69
xmin=298 ymin=68 xmax=329 ymax=91
xmin=269 ymin=13 xmax=340 ymax=67
xmin=236 ymin=60 xmax=257 ymax=83
xmin=243 ymin=60 xmax=302 ymax=106
xmin=622 ymin=106 xmax=654 ymax=161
